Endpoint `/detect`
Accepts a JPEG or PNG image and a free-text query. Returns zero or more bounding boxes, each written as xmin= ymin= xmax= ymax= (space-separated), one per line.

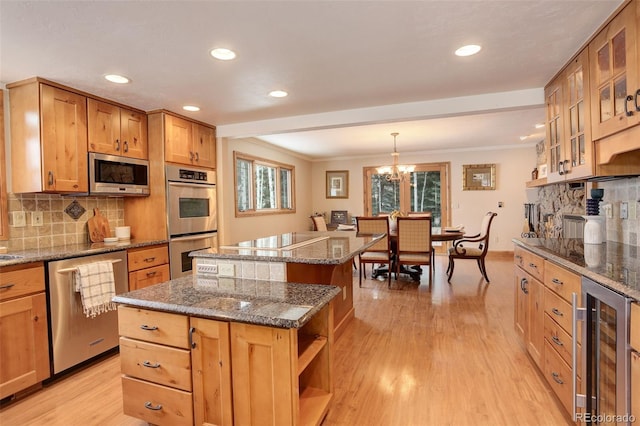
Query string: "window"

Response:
xmin=234 ymin=152 xmax=295 ymax=216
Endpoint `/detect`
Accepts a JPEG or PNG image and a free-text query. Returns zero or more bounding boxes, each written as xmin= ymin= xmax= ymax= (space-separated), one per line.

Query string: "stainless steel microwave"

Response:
xmin=89 ymin=152 xmax=150 ymax=196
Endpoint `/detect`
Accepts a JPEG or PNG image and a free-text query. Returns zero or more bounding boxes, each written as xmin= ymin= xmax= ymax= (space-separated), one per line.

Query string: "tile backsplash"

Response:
xmin=7 ymin=193 xmax=124 ymax=251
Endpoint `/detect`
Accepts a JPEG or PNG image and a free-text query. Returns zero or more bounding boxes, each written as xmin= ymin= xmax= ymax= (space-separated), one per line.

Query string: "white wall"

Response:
xmin=310 ymin=145 xmax=536 ymax=251
xmin=217 ymin=137 xmax=314 ymax=245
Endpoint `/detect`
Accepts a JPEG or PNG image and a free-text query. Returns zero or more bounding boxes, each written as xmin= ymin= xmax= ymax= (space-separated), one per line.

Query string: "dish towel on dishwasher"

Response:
xmin=74 ymin=261 xmax=116 ymax=318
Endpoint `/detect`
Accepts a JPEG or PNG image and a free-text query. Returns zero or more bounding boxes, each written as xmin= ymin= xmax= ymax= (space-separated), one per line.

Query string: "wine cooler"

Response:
xmin=574 ymin=278 xmax=632 ymax=425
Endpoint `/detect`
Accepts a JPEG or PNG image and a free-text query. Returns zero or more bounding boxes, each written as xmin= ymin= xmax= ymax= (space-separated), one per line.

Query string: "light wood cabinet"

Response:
xmin=545 ymin=48 xmax=593 ymax=183
xmin=0 ymin=89 xmax=8 ymax=241
xmin=8 ymin=79 xmax=88 ymax=193
xmin=164 ymin=113 xmax=216 ymax=169
xmin=589 ymin=0 xmax=640 ymax=141
xmin=513 ymin=248 xmax=544 ymax=368
xmin=88 ymin=98 xmax=148 ymax=159
xmin=127 ymin=244 xmax=170 ymax=291
xmin=0 ymin=263 xmax=50 ymax=399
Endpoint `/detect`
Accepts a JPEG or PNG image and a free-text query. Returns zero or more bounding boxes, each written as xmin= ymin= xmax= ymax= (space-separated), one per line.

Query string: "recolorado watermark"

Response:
xmin=575 ymin=413 xmax=636 ymax=423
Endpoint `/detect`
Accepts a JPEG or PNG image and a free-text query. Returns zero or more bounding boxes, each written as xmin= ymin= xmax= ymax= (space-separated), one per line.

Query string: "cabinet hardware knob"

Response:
xmin=140 ymin=324 xmax=158 ymax=331
xmin=520 ymin=277 xmax=528 ymax=294
xmin=48 ymin=171 xmax=54 ymax=186
xmin=146 ymin=271 xmax=157 ymax=277
xmin=195 ymin=152 xmax=199 ymax=161
xmin=558 ymin=161 xmax=564 ymax=175
xmin=551 ymin=372 xmax=564 ymax=385
xmin=528 ymin=263 xmax=537 ymax=269
xmin=624 ymin=94 xmax=634 ymax=117
xmin=144 ymin=402 xmax=162 ymax=411
xmin=552 ymin=335 xmax=564 ymax=346
xmin=551 ymin=278 xmax=563 ymax=285
xmin=143 ymin=257 xmax=155 ymax=263
xmin=635 ymin=89 xmax=640 ymax=112
xmin=142 ymin=361 xmax=161 ymax=368
xmin=123 ymin=140 xmax=129 ymax=152
xmin=189 ymin=327 xmax=196 ymax=349
xmin=115 ymin=139 xmax=120 ymax=151
xmin=0 ymin=283 xmax=15 ymax=290
xmin=552 ymin=308 xmax=564 ymax=317
xmin=189 ymin=151 xmax=195 ymax=161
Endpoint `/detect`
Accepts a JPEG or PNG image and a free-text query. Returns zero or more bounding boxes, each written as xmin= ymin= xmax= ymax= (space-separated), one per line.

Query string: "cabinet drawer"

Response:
xmin=544 ymin=287 xmax=573 ymax=336
xmin=514 ymin=246 xmax=544 ymax=282
xmin=544 ymin=313 xmax=582 ymax=373
xmin=129 ymin=264 xmax=170 ymax=291
xmin=128 ymin=245 xmax=169 ymax=272
xmin=0 ymin=263 xmax=45 ymax=301
xmin=632 ymin=350 xmax=640 ymax=421
xmin=544 ymin=261 xmax=581 ymax=304
xmin=631 ymin=303 xmax=640 ymax=350
xmin=120 ymin=337 xmax=192 ymax=391
xmin=122 ymin=376 xmax=193 ymax=426
xmin=544 ymin=339 xmax=580 ymax=416
xmin=118 ymin=306 xmax=189 ymax=348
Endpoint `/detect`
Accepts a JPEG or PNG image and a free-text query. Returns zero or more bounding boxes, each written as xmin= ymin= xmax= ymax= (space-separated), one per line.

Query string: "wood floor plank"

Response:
xmin=0 ymin=255 xmax=572 ymax=425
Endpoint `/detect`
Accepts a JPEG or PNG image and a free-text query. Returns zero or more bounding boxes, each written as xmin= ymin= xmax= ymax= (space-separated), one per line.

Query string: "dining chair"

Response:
xmin=395 ymin=217 xmax=432 ymax=284
xmin=356 ymin=216 xmax=392 ymax=288
xmin=446 ymin=212 xmax=497 ymax=283
xmin=310 ymin=215 xmax=328 ymax=231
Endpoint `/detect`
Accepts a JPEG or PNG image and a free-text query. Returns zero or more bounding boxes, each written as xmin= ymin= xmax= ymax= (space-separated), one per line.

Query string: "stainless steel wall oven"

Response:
xmin=166 ymin=165 xmax=217 ymax=279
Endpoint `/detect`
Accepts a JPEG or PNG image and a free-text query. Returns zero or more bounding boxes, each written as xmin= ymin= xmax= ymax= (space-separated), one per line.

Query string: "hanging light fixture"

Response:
xmin=376 ymin=132 xmax=416 ymax=182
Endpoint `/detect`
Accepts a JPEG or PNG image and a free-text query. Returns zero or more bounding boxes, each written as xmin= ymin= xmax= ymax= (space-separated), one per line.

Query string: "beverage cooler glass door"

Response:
xmin=167 ymin=182 xmax=217 ymax=236
xmin=581 ymin=277 xmax=631 ymax=425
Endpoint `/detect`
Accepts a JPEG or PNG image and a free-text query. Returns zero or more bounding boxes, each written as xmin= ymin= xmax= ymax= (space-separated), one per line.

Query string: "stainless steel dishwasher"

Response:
xmin=47 ymin=250 xmax=128 ymax=374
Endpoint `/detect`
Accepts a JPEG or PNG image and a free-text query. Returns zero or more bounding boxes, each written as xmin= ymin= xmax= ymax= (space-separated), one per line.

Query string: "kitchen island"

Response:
xmin=113 ymin=275 xmax=341 ymax=426
xmin=192 ymin=230 xmax=383 ymax=338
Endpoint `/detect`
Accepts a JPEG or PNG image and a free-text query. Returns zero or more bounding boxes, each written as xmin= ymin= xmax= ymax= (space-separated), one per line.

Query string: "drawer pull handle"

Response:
xmin=146 ymin=271 xmax=157 ymax=278
xmin=514 ymin=255 xmax=522 ymax=261
xmin=143 ymin=257 xmax=156 ymax=263
xmin=552 ymin=308 xmax=564 ymax=317
xmin=552 ymin=335 xmax=564 ymax=346
xmin=142 ymin=361 xmax=161 ymax=368
xmin=144 ymin=401 xmax=162 ymax=411
xmin=520 ymin=277 xmax=528 ymax=294
xmin=189 ymin=326 xmax=196 ymax=349
xmin=528 ymin=263 xmax=538 ymax=269
xmin=551 ymin=372 xmax=564 ymax=385
xmin=140 ymin=325 xmax=158 ymax=331
xmin=0 ymin=283 xmax=16 ymax=290
xmin=551 ymin=278 xmax=563 ymax=285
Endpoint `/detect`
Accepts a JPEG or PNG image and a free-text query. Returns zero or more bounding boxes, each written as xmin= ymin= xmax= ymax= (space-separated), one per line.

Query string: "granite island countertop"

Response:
xmin=0 ymin=239 xmax=168 ymax=268
xmin=192 ymin=231 xmax=382 ymax=265
xmin=113 ymin=275 xmax=341 ymax=329
xmin=513 ymin=238 xmax=639 ymax=301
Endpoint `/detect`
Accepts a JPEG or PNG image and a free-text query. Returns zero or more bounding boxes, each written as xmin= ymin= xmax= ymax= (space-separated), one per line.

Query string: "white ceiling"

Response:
xmin=0 ymin=1 xmax=624 ymax=160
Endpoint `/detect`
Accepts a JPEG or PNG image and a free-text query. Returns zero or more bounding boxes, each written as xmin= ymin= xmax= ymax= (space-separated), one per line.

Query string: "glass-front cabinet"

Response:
xmin=589 ymin=0 xmax=640 ymax=140
xmin=545 ymin=76 xmax=564 ymax=182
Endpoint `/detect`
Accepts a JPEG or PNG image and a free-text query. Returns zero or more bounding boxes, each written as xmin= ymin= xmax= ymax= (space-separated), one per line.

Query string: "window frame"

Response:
xmin=233 ymin=151 xmax=296 ymax=217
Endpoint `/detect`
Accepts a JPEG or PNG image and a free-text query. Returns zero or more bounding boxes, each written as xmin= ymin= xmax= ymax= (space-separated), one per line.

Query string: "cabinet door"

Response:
xmin=527 ymin=277 xmax=544 ymax=369
xmin=632 ymin=350 xmax=639 ymax=421
xmin=563 ymin=49 xmax=593 ymax=180
xmin=0 ymin=293 xmax=50 ymax=399
xmin=589 ymin=2 xmax=640 ymax=140
xmin=121 ymin=107 xmax=148 ymax=160
xmin=230 ymin=322 xmax=296 ymax=425
xmin=40 ymin=85 xmax=88 ymax=192
xmin=545 ymin=78 xmax=565 ymax=183
xmin=88 ymin=98 xmax=121 ymax=155
xmin=164 ymin=114 xmax=193 ymax=165
xmin=514 ymin=267 xmax=529 ymax=340
xmin=192 ymin=123 xmax=216 ymax=169
xmin=191 ymin=317 xmax=233 ymax=426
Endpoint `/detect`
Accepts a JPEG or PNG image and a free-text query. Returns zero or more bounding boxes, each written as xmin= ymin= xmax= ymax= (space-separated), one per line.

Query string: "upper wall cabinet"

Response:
xmin=164 ymin=113 xmax=216 ymax=169
xmin=589 ymin=0 xmax=640 ymax=140
xmin=9 ymin=79 xmax=88 ymax=193
xmin=0 ymin=90 xmax=8 ymax=240
xmin=88 ymin=98 xmax=148 ymax=160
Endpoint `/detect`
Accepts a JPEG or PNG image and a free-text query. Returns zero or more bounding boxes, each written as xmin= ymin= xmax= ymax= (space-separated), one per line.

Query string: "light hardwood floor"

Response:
xmin=0 ymin=255 xmax=572 ymax=425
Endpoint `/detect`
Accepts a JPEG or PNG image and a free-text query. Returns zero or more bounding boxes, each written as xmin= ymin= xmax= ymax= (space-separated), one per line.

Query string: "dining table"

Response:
xmin=371 ymin=229 xmax=464 ymax=281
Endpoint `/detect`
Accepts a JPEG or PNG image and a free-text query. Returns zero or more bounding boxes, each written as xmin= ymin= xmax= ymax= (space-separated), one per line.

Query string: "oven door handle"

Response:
xmin=572 ymin=292 xmax=586 ymax=421
xmin=168 ymin=181 xmax=215 ymax=190
xmin=170 ymin=232 xmax=217 ymax=243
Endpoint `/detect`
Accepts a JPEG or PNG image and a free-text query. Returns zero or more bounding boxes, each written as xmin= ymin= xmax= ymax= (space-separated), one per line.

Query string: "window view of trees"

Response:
xmin=234 ymin=152 xmax=295 ymax=216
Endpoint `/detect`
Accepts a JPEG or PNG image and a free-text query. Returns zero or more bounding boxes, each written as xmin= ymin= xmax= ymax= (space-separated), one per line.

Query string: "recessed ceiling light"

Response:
xmin=454 ymin=44 xmax=482 ymax=57
xmin=520 ymin=136 xmax=528 ymax=141
xmin=183 ymin=105 xmax=200 ymax=112
xmin=210 ymin=48 xmax=236 ymax=60
xmin=104 ymin=74 xmax=130 ymax=84
xmin=534 ymin=123 xmax=545 ymax=129
xmin=269 ymin=90 xmax=288 ymax=98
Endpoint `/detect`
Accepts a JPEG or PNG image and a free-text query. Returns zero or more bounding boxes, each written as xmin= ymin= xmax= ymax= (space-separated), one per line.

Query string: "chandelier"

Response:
xmin=376 ymin=132 xmax=415 ymax=182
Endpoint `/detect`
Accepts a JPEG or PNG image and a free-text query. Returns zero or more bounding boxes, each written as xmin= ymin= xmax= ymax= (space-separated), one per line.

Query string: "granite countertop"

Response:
xmin=0 ymin=239 xmax=168 ymax=268
xmin=513 ymin=238 xmax=639 ymax=301
xmin=113 ymin=275 xmax=341 ymax=329
xmin=193 ymin=231 xmax=382 ymax=265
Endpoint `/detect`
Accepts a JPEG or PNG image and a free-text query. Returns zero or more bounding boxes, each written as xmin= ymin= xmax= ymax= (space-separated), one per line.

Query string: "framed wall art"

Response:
xmin=326 ymin=170 xmax=349 ymax=198
xmin=462 ymin=164 xmax=496 ymax=191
